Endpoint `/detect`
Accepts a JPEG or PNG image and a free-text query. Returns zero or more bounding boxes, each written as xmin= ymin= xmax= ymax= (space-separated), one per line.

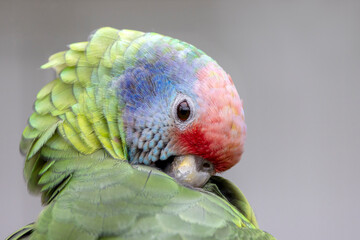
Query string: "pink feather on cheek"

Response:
xmin=177 ymin=62 xmax=246 ymax=172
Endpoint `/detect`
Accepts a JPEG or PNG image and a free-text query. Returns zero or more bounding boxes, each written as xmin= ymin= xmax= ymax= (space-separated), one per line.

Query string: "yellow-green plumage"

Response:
xmin=11 ymin=27 xmax=275 ymax=239
xmin=21 ymin=27 xmax=137 ymax=197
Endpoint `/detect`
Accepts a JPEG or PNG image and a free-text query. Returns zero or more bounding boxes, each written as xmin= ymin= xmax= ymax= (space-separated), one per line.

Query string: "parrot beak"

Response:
xmin=164 ymin=155 xmax=215 ymax=188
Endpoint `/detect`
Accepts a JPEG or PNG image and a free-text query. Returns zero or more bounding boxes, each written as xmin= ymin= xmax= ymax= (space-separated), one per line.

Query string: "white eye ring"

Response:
xmin=172 ymin=93 xmax=196 ymax=130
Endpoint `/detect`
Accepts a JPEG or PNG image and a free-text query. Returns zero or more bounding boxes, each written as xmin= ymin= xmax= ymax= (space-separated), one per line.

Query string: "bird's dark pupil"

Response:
xmin=177 ymin=100 xmax=191 ymax=121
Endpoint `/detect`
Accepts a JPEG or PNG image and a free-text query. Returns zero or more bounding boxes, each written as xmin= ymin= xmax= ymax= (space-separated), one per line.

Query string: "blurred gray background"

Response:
xmin=1 ymin=0 xmax=359 ymax=239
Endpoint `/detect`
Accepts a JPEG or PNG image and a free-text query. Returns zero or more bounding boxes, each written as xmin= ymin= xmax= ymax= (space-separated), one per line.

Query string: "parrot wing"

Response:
xmin=204 ymin=176 xmax=259 ymax=228
xmin=10 ymin=155 xmax=274 ymax=240
xmin=5 ymin=223 xmax=34 ymax=240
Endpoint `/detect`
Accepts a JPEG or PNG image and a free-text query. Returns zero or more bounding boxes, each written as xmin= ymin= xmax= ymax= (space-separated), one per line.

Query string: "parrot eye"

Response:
xmin=172 ymin=93 xmax=195 ymax=128
xmin=177 ymin=100 xmax=191 ymax=121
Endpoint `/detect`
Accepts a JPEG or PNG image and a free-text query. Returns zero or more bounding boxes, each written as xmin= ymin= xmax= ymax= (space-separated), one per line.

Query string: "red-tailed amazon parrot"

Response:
xmin=8 ymin=27 xmax=275 ymax=240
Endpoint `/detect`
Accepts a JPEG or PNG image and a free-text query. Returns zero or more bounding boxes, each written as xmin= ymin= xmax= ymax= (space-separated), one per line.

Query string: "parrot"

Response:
xmin=7 ymin=27 xmax=275 ymax=240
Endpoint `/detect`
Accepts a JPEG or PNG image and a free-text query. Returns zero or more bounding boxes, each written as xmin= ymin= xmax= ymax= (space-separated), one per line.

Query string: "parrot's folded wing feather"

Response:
xmin=23 ymin=156 xmax=274 ymax=239
xmin=6 ymin=223 xmax=34 ymax=240
xmin=234 ymin=229 xmax=276 ymax=240
xmin=204 ymin=175 xmax=259 ymax=228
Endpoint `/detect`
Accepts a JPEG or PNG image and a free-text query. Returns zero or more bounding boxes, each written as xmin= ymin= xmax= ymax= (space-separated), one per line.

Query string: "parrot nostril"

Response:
xmin=202 ymin=162 xmax=211 ymax=169
xmin=201 ymin=160 xmax=214 ymax=174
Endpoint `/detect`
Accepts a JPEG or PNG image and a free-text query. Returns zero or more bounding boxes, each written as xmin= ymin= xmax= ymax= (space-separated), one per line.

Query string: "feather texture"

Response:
xmin=21 ymin=27 xmax=140 ymax=198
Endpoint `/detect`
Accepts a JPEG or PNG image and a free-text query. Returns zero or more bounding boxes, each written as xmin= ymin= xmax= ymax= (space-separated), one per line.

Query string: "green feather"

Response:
xmin=204 ymin=176 xmax=259 ymax=228
xmin=34 ymin=94 xmax=54 ymax=115
xmin=85 ymin=27 xmax=119 ymax=65
xmin=68 ymin=41 xmax=88 ymax=51
xmin=65 ymin=50 xmax=82 ymax=66
xmin=28 ymin=112 xmax=58 ymax=131
xmin=59 ymin=67 xmax=77 ymax=84
xmin=51 ymin=80 xmax=76 ymax=110
xmin=27 ymin=121 xmax=59 ymax=159
xmin=6 ymin=223 xmax=34 ymax=240
xmin=36 ymin=79 xmax=57 ymax=99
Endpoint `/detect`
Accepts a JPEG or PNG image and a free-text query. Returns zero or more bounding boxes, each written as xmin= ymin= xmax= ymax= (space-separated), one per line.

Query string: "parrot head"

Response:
xmin=114 ymin=33 xmax=246 ymax=185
